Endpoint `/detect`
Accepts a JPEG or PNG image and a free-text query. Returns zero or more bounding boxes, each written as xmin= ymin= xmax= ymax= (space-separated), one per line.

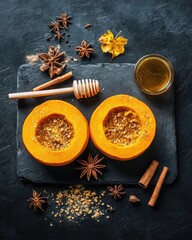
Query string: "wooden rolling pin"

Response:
xmin=8 ymin=79 xmax=100 ymax=100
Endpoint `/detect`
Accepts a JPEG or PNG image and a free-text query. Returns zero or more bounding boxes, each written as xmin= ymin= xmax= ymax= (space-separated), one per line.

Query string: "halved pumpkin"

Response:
xmin=22 ymin=100 xmax=89 ymax=166
xmin=90 ymin=94 xmax=156 ymax=160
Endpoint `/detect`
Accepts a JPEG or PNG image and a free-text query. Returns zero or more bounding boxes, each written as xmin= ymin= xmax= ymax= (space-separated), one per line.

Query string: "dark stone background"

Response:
xmin=0 ymin=0 xmax=192 ymax=239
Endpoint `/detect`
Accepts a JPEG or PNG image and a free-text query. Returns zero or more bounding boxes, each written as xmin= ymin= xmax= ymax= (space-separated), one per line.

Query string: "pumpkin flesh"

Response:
xmin=90 ymin=94 xmax=156 ymax=160
xmin=22 ymin=100 xmax=89 ymax=166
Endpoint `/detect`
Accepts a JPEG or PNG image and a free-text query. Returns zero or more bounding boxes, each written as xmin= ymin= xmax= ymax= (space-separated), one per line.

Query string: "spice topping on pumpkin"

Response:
xmin=36 ymin=113 xmax=74 ymax=151
xmin=103 ymin=107 xmax=141 ymax=146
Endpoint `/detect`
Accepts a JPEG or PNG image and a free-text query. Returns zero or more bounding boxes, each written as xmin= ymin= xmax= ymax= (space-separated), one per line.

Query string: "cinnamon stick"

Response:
xmin=33 ymin=71 xmax=73 ymax=91
xmin=148 ymin=166 xmax=169 ymax=207
xmin=138 ymin=160 xmax=159 ymax=188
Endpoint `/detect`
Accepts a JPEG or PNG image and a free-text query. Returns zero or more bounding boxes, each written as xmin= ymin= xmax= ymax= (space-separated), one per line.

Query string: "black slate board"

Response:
xmin=16 ymin=63 xmax=177 ymax=184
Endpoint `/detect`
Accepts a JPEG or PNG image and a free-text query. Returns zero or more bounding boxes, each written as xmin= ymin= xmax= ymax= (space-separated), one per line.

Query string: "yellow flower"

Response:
xmin=98 ymin=30 xmax=114 ymax=43
xmin=98 ymin=30 xmax=128 ymax=59
xmin=98 ymin=30 xmax=114 ymax=53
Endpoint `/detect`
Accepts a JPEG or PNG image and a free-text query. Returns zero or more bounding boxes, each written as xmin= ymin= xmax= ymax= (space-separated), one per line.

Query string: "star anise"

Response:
xmin=107 ymin=184 xmax=125 ymax=199
xmin=54 ymin=31 xmax=65 ymax=41
xmin=27 ymin=190 xmax=46 ymax=211
xmin=57 ymin=13 xmax=72 ymax=29
xmin=49 ymin=21 xmax=63 ymax=32
xmin=76 ymin=153 xmax=105 ymax=181
xmin=38 ymin=46 xmax=66 ymax=78
xmin=75 ymin=40 xmax=94 ymax=58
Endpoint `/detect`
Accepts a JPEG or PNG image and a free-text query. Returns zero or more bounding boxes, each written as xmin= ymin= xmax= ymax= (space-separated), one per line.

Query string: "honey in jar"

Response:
xmin=134 ymin=54 xmax=174 ymax=95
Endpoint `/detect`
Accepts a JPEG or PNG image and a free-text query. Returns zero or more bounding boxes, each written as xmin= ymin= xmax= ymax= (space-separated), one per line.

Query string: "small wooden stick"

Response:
xmin=148 ymin=166 xmax=169 ymax=207
xmin=8 ymin=79 xmax=100 ymax=100
xmin=138 ymin=160 xmax=159 ymax=188
xmin=33 ymin=71 xmax=73 ymax=91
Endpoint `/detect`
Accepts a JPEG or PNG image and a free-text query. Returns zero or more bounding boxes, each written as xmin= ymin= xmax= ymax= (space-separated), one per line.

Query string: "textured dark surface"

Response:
xmin=17 ymin=63 xmax=177 ymax=184
xmin=1 ymin=0 xmax=192 ymax=239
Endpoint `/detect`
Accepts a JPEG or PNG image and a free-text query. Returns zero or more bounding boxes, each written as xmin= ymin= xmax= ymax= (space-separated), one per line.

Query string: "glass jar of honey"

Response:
xmin=134 ymin=54 xmax=174 ymax=95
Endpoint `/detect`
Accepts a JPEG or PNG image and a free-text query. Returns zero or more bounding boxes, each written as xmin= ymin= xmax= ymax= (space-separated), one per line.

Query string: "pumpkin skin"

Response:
xmin=89 ymin=94 xmax=156 ymax=161
xmin=22 ymin=100 xmax=89 ymax=166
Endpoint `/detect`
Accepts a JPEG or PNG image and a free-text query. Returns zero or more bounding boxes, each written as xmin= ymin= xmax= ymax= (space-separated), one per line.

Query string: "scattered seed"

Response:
xmin=129 ymin=195 xmax=140 ymax=203
xmin=85 ymin=23 xmax=93 ymax=29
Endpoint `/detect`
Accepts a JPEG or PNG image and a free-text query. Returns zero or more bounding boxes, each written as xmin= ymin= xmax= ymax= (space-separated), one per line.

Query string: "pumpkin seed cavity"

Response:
xmin=35 ymin=114 xmax=74 ymax=150
xmin=103 ymin=107 xmax=141 ymax=146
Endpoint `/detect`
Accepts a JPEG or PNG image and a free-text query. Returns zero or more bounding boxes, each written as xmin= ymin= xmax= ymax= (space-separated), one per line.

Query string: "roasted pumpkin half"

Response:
xmin=90 ymin=94 xmax=156 ymax=160
xmin=22 ymin=100 xmax=89 ymax=166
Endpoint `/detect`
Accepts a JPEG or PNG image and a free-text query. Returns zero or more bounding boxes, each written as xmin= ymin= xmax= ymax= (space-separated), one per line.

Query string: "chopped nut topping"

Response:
xmin=35 ymin=114 xmax=74 ymax=150
xmin=103 ymin=107 xmax=141 ymax=146
xmin=44 ymin=185 xmax=112 ymax=223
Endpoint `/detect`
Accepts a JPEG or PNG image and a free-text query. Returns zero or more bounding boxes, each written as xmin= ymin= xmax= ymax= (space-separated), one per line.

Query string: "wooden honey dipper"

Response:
xmin=8 ymin=79 xmax=100 ymax=100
